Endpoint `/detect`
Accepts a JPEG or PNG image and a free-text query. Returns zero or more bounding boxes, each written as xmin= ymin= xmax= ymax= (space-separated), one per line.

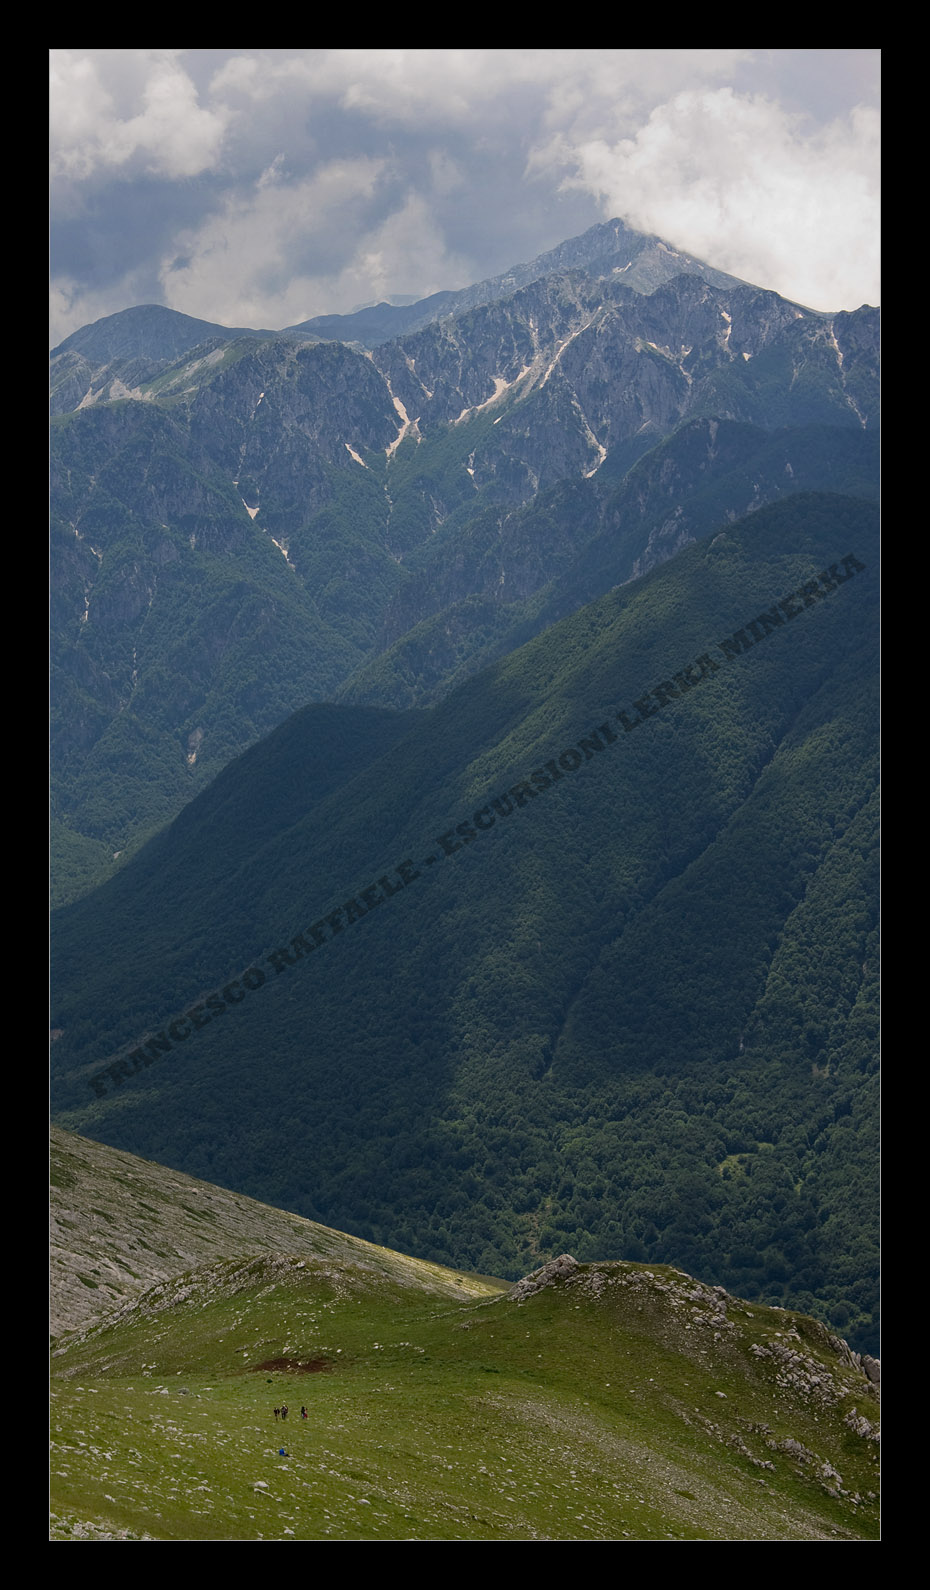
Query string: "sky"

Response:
xmin=50 ymin=49 xmax=880 ymax=347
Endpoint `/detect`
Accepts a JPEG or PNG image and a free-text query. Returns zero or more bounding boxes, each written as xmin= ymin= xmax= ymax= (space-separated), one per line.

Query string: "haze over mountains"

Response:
xmin=50 ymin=217 xmax=879 ymax=1364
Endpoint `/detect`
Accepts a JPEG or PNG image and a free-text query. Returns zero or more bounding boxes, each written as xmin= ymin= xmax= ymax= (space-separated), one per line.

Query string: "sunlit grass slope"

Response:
xmin=51 ymin=1135 xmax=879 ymax=1542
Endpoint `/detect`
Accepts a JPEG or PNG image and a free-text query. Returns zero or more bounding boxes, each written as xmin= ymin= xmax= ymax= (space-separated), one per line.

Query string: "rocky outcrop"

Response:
xmin=509 ymin=1253 xmax=580 ymax=1299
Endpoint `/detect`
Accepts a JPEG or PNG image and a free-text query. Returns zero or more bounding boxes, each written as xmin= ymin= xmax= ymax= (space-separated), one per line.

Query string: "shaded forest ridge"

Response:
xmin=86 ymin=548 xmax=867 ymax=1102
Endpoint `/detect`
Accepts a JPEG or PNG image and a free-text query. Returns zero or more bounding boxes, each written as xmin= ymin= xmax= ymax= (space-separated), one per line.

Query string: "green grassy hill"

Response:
xmin=51 ymin=1126 xmax=494 ymax=1339
xmin=50 ymin=1131 xmax=879 ymax=1542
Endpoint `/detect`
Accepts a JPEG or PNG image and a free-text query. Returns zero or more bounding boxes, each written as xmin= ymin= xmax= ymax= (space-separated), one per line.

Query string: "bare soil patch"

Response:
xmin=252 ymin=1356 xmax=333 ymax=1374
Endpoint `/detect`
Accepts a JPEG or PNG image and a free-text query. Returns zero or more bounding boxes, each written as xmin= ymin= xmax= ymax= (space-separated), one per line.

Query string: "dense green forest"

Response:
xmin=51 ymin=493 xmax=879 ymax=1352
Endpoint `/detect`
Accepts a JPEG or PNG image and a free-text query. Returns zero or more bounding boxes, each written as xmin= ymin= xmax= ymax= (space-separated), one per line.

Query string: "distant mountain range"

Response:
xmin=50 ymin=218 xmax=749 ymax=377
xmin=50 ymin=219 xmax=878 ymax=905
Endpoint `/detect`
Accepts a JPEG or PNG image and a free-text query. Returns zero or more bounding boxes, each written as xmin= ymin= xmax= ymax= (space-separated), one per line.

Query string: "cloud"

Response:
xmin=331 ymin=191 xmax=473 ymax=311
xmin=543 ymin=88 xmax=880 ymax=309
xmin=50 ymin=51 xmax=880 ymax=344
xmin=50 ymin=50 xmax=228 ymax=181
xmin=156 ymin=161 xmax=471 ymax=328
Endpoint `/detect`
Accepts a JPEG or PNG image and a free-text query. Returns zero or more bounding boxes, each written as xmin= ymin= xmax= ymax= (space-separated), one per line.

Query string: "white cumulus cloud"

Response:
xmin=157 ymin=162 xmax=469 ymax=328
xmin=50 ymin=49 xmax=228 ymax=181
xmin=50 ymin=50 xmax=880 ymax=343
xmin=545 ymin=88 xmax=880 ymax=309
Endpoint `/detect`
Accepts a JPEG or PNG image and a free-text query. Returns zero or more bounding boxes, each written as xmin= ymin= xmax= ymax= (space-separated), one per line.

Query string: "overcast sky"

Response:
xmin=50 ymin=49 xmax=880 ymax=346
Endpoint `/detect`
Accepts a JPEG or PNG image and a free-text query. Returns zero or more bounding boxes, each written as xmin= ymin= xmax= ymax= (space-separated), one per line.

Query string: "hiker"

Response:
xmin=281 ymin=1403 xmax=288 ymax=1421
xmin=274 ymin=1407 xmax=280 ymax=1420
xmin=301 ymin=1406 xmax=307 ymax=1420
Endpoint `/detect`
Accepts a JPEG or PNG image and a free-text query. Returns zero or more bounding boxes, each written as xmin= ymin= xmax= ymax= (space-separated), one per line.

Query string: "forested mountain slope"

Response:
xmin=51 ymin=493 xmax=879 ymax=1352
